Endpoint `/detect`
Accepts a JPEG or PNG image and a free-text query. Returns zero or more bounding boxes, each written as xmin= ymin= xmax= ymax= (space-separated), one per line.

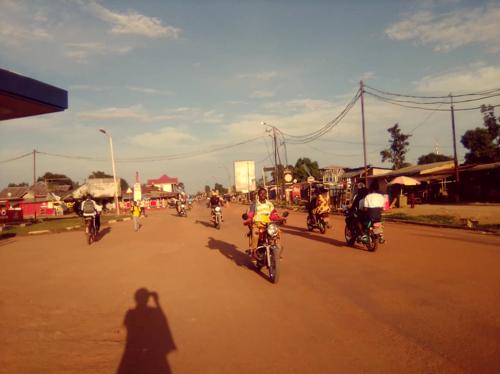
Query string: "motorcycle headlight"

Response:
xmin=215 ymin=206 xmax=221 ymax=212
xmin=267 ymin=223 xmax=279 ymax=237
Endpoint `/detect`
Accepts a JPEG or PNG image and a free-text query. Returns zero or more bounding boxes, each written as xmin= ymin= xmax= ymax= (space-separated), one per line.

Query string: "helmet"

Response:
xmin=357 ymin=182 xmax=365 ymax=189
xmin=212 ymin=191 xmax=219 ymax=196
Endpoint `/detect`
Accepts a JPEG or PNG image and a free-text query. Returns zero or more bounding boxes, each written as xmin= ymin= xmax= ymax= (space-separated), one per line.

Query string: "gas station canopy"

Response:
xmin=0 ymin=68 xmax=68 ymax=121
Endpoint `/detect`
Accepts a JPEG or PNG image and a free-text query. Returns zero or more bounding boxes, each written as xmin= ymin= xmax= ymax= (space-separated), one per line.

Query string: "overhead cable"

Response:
xmin=365 ymin=84 xmax=500 ymax=99
xmin=0 ymin=151 xmax=33 ymax=164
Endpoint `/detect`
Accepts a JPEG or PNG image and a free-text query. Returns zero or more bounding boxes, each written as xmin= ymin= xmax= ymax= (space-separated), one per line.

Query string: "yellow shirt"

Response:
xmin=253 ymin=200 xmax=274 ymax=224
xmin=131 ymin=206 xmax=141 ymax=217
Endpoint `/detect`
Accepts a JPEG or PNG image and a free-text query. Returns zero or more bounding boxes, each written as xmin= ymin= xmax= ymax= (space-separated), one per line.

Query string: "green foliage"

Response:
xmin=37 ymin=172 xmax=75 ymax=187
xmin=213 ymin=182 xmax=228 ymax=194
xmin=380 ymin=123 xmax=411 ymax=170
xmin=8 ymin=182 xmax=29 ymax=187
xmin=293 ymin=158 xmax=321 ymax=182
xmin=461 ymin=105 xmax=500 ymax=164
xmin=417 ymin=153 xmax=453 ymax=165
xmin=204 ymin=185 xmax=211 ymax=194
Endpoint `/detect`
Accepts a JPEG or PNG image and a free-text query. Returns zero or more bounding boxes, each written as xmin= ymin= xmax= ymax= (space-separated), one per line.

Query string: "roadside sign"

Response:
xmin=133 ymin=182 xmax=142 ymax=201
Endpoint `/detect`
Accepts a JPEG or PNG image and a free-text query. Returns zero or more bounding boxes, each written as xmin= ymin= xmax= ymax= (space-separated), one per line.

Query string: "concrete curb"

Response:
xmin=383 ymin=218 xmax=499 ymax=235
xmin=28 ymin=230 xmax=50 ymax=235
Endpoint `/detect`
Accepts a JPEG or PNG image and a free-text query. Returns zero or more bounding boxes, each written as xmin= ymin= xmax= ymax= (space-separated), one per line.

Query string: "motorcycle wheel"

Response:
xmin=365 ymin=233 xmax=378 ymax=252
xmin=318 ymin=221 xmax=326 ymax=234
xmin=87 ymin=223 xmax=93 ymax=245
xmin=344 ymin=225 xmax=356 ymax=246
xmin=306 ymin=216 xmax=313 ymax=231
xmin=268 ymin=245 xmax=280 ymax=284
xmin=215 ymin=215 xmax=221 ymax=230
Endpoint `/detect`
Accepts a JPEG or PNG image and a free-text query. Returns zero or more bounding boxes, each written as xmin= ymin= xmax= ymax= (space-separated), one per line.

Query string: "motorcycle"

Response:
xmin=178 ymin=203 xmax=188 ymax=217
xmin=306 ymin=212 xmax=329 ymax=234
xmin=212 ymin=206 xmax=222 ymax=229
xmin=344 ymin=208 xmax=384 ymax=252
xmin=84 ymin=215 xmax=97 ymax=245
xmin=243 ymin=211 xmax=289 ymax=284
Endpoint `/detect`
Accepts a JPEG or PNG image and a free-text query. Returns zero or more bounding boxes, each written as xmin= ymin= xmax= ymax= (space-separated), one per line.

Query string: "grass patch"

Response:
xmin=383 ymin=213 xmax=458 ymax=226
xmin=2 ymin=214 xmax=124 ymax=235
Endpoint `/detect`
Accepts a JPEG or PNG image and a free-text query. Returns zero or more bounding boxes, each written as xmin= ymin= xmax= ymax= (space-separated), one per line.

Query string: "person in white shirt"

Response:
xmin=81 ymin=195 xmax=102 ymax=233
xmin=360 ymin=181 xmax=384 ymax=227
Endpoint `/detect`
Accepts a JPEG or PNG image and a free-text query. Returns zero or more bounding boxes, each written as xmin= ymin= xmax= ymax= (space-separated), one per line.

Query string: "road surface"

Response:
xmin=1 ymin=203 xmax=499 ymax=373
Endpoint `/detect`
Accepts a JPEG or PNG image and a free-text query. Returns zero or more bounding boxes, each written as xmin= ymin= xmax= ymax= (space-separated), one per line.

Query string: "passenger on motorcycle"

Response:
xmin=311 ymin=186 xmax=330 ymax=225
xmin=243 ymin=187 xmax=285 ymax=260
xmin=81 ymin=194 xmax=102 ymax=233
xmin=359 ymin=181 xmax=384 ymax=240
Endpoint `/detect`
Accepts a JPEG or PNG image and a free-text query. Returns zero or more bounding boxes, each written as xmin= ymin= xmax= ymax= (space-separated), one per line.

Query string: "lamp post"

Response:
xmin=99 ymin=129 xmax=120 ymax=215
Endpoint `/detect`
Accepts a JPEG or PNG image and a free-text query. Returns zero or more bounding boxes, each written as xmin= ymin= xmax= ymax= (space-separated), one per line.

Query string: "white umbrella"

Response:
xmin=387 ymin=176 xmax=421 ymax=186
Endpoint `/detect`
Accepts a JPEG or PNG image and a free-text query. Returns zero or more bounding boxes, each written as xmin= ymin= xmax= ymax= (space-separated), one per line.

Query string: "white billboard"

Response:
xmin=234 ymin=160 xmax=256 ymax=193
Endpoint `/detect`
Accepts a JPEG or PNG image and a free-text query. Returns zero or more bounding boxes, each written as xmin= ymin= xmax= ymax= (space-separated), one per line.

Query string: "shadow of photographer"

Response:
xmin=117 ymin=288 xmax=176 ymax=374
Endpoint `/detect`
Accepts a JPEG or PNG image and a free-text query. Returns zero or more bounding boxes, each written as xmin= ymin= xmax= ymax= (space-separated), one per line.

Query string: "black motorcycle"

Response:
xmin=242 ymin=211 xmax=288 ymax=284
xmin=306 ymin=212 xmax=329 ymax=234
xmin=344 ymin=208 xmax=384 ymax=252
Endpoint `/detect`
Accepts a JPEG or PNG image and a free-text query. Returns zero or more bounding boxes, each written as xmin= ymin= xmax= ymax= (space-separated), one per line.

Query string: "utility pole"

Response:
xmin=360 ymin=81 xmax=369 ymax=187
xmin=450 ymin=94 xmax=460 ymax=201
xmin=33 ymin=149 xmax=36 ymax=186
xmin=272 ymin=126 xmax=280 ymax=201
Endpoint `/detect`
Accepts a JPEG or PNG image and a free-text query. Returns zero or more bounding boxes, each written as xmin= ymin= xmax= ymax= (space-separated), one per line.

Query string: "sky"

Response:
xmin=1 ymin=0 xmax=499 ymax=193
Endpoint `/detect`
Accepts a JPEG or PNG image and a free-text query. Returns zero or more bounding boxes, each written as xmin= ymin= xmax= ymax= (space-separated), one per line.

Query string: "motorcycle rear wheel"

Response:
xmin=365 ymin=233 xmax=378 ymax=252
xmin=319 ymin=221 xmax=326 ymax=234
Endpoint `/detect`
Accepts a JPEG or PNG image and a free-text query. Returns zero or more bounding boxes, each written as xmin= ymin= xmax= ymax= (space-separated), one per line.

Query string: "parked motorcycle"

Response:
xmin=84 ymin=215 xmax=97 ymax=245
xmin=212 ymin=206 xmax=222 ymax=229
xmin=307 ymin=212 xmax=329 ymax=234
xmin=344 ymin=208 xmax=384 ymax=252
xmin=243 ymin=211 xmax=288 ymax=284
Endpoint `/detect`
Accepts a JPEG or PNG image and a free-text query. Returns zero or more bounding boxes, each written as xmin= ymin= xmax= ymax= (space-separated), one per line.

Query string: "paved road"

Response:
xmin=1 ymin=203 xmax=499 ymax=373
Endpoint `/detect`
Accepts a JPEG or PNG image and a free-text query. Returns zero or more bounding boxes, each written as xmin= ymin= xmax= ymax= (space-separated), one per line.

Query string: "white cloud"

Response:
xmin=70 ymin=84 xmax=109 ymax=91
xmin=64 ymin=42 xmax=132 ymax=63
xmin=385 ymin=6 xmax=500 ymax=52
xmin=127 ymin=86 xmax=174 ymax=96
xmin=250 ymin=90 xmax=275 ymax=98
xmin=88 ymin=1 xmax=181 ymax=39
xmin=237 ymin=71 xmax=278 ymax=81
xmin=128 ymin=127 xmax=195 ymax=149
xmin=78 ymin=105 xmax=149 ymax=121
xmin=414 ymin=64 xmax=500 ymax=93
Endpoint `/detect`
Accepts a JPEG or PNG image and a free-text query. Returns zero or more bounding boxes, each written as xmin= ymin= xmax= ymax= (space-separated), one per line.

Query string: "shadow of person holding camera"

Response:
xmin=117 ymin=288 xmax=176 ymax=374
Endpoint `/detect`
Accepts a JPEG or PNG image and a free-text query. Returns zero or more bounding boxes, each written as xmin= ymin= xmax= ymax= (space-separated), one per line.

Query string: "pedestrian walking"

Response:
xmin=131 ymin=201 xmax=141 ymax=231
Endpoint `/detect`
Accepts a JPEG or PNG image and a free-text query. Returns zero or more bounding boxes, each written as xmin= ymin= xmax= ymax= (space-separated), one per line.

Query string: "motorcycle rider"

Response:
xmin=176 ymin=192 xmax=187 ymax=215
xmin=209 ymin=191 xmax=224 ymax=221
xmin=243 ymin=187 xmax=286 ymax=260
xmin=349 ymin=182 xmax=369 ymax=239
xmin=360 ymin=181 xmax=385 ymax=241
xmin=81 ymin=194 xmax=101 ymax=233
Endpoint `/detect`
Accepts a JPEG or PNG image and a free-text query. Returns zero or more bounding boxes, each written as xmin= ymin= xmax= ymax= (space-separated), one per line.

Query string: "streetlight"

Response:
xmin=99 ymin=128 xmax=120 ymax=215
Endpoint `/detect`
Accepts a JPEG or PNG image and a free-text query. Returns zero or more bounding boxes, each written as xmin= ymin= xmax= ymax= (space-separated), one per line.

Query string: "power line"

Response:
xmin=365 ymin=84 xmax=500 ymax=99
xmin=0 ymin=151 xmax=33 ymax=164
xmin=365 ymin=92 xmax=500 ymax=111
xmin=282 ymin=89 xmax=361 ymax=144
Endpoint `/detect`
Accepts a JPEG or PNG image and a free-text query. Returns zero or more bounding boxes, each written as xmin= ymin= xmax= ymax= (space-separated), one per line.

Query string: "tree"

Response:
xmin=417 ymin=153 xmax=453 ymax=165
xmin=213 ymin=182 xmax=228 ymax=195
xmin=293 ymin=158 xmax=321 ymax=182
xmin=8 ymin=182 xmax=29 ymax=187
xmin=37 ymin=172 xmax=75 ymax=187
xmin=380 ymin=123 xmax=411 ymax=169
xmin=178 ymin=182 xmax=185 ymax=191
xmin=88 ymin=171 xmax=129 ymax=192
xmin=204 ymin=185 xmax=211 ymax=194
xmin=461 ymin=105 xmax=500 ymax=164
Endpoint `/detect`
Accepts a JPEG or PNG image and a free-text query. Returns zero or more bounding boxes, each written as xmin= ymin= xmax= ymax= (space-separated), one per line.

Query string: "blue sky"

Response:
xmin=1 ymin=0 xmax=500 ymax=193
